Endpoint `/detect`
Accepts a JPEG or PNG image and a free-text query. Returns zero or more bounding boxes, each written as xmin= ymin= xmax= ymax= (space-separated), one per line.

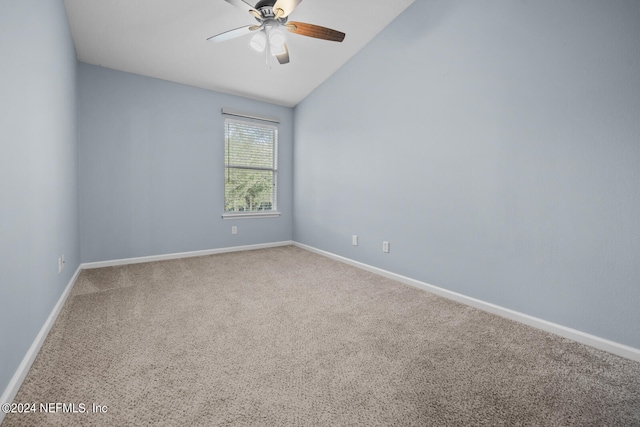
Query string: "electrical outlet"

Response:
xmin=352 ymin=235 xmax=358 ymax=246
xmin=231 ymin=226 xmax=237 ymax=235
xmin=382 ymin=241 xmax=390 ymax=253
xmin=58 ymin=255 xmax=66 ymax=274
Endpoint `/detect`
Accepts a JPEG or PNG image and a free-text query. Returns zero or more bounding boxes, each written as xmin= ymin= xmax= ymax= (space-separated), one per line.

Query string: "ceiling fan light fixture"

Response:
xmin=269 ymin=28 xmax=286 ymax=48
xmin=250 ymin=31 xmax=266 ymax=52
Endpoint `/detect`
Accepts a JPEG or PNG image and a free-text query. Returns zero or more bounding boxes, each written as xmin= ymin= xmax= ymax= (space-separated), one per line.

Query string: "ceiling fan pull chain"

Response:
xmin=265 ymin=27 xmax=272 ymax=68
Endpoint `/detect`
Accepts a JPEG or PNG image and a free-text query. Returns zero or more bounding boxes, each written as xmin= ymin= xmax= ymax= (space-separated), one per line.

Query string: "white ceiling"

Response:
xmin=63 ymin=0 xmax=415 ymax=107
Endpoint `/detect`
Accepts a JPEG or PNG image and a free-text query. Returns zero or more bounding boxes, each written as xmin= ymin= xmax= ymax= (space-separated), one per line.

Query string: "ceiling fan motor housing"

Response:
xmin=255 ymin=0 xmax=288 ymax=24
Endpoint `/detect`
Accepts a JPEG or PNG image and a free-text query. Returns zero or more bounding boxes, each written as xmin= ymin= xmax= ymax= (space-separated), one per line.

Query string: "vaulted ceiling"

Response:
xmin=64 ymin=0 xmax=415 ymax=107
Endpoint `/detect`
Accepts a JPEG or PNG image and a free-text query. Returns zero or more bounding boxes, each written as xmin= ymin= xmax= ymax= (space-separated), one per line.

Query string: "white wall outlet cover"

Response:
xmin=232 ymin=226 xmax=238 ymax=235
xmin=383 ymin=241 xmax=390 ymax=253
xmin=352 ymin=235 xmax=358 ymax=246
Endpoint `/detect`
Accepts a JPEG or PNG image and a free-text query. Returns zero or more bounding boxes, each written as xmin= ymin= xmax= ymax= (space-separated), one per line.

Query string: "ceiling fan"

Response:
xmin=207 ymin=0 xmax=346 ymax=66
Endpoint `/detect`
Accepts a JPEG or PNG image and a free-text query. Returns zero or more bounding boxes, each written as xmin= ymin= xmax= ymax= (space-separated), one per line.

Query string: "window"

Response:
xmin=223 ymin=118 xmax=278 ymax=218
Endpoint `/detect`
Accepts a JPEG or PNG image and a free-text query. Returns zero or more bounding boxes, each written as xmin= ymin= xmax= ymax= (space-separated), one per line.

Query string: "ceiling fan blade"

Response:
xmin=273 ymin=0 xmax=302 ymax=18
xmin=207 ymin=25 xmax=258 ymax=43
xmin=276 ymin=44 xmax=290 ymax=64
xmin=224 ymin=0 xmax=261 ymax=17
xmin=285 ymin=22 xmax=345 ymax=42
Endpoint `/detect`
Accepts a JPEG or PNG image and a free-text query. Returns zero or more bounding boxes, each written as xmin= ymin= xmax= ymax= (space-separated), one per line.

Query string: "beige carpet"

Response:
xmin=3 ymin=245 xmax=640 ymax=426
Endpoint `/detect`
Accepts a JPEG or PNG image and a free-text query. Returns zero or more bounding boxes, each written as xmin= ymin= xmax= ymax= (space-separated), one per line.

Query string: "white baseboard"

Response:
xmin=0 ymin=265 xmax=82 ymax=425
xmin=81 ymin=241 xmax=295 ymax=269
xmin=293 ymin=242 xmax=640 ymax=363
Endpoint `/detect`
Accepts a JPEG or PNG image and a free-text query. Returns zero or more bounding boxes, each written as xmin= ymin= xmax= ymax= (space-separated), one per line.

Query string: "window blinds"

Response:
xmin=224 ymin=119 xmax=278 ymax=213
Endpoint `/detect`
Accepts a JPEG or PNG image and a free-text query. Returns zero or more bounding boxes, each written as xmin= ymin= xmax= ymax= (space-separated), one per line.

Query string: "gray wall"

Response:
xmin=78 ymin=64 xmax=294 ymax=263
xmin=0 ymin=0 xmax=79 ymax=394
xmin=293 ymin=0 xmax=640 ymax=348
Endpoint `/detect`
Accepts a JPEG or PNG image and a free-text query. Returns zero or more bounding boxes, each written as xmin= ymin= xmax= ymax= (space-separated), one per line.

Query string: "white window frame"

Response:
xmin=222 ymin=117 xmax=280 ymax=219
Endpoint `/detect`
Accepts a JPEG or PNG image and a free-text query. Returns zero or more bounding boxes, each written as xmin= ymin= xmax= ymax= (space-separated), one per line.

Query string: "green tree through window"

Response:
xmin=224 ymin=119 xmax=278 ymax=213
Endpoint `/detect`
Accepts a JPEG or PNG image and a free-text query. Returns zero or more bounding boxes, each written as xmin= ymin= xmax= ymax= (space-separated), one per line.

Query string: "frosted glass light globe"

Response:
xmin=269 ymin=28 xmax=285 ymax=48
xmin=250 ymin=32 xmax=266 ymax=52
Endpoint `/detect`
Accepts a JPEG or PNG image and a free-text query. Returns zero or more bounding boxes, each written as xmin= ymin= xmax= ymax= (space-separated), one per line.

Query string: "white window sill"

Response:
xmin=222 ymin=212 xmax=281 ymax=220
